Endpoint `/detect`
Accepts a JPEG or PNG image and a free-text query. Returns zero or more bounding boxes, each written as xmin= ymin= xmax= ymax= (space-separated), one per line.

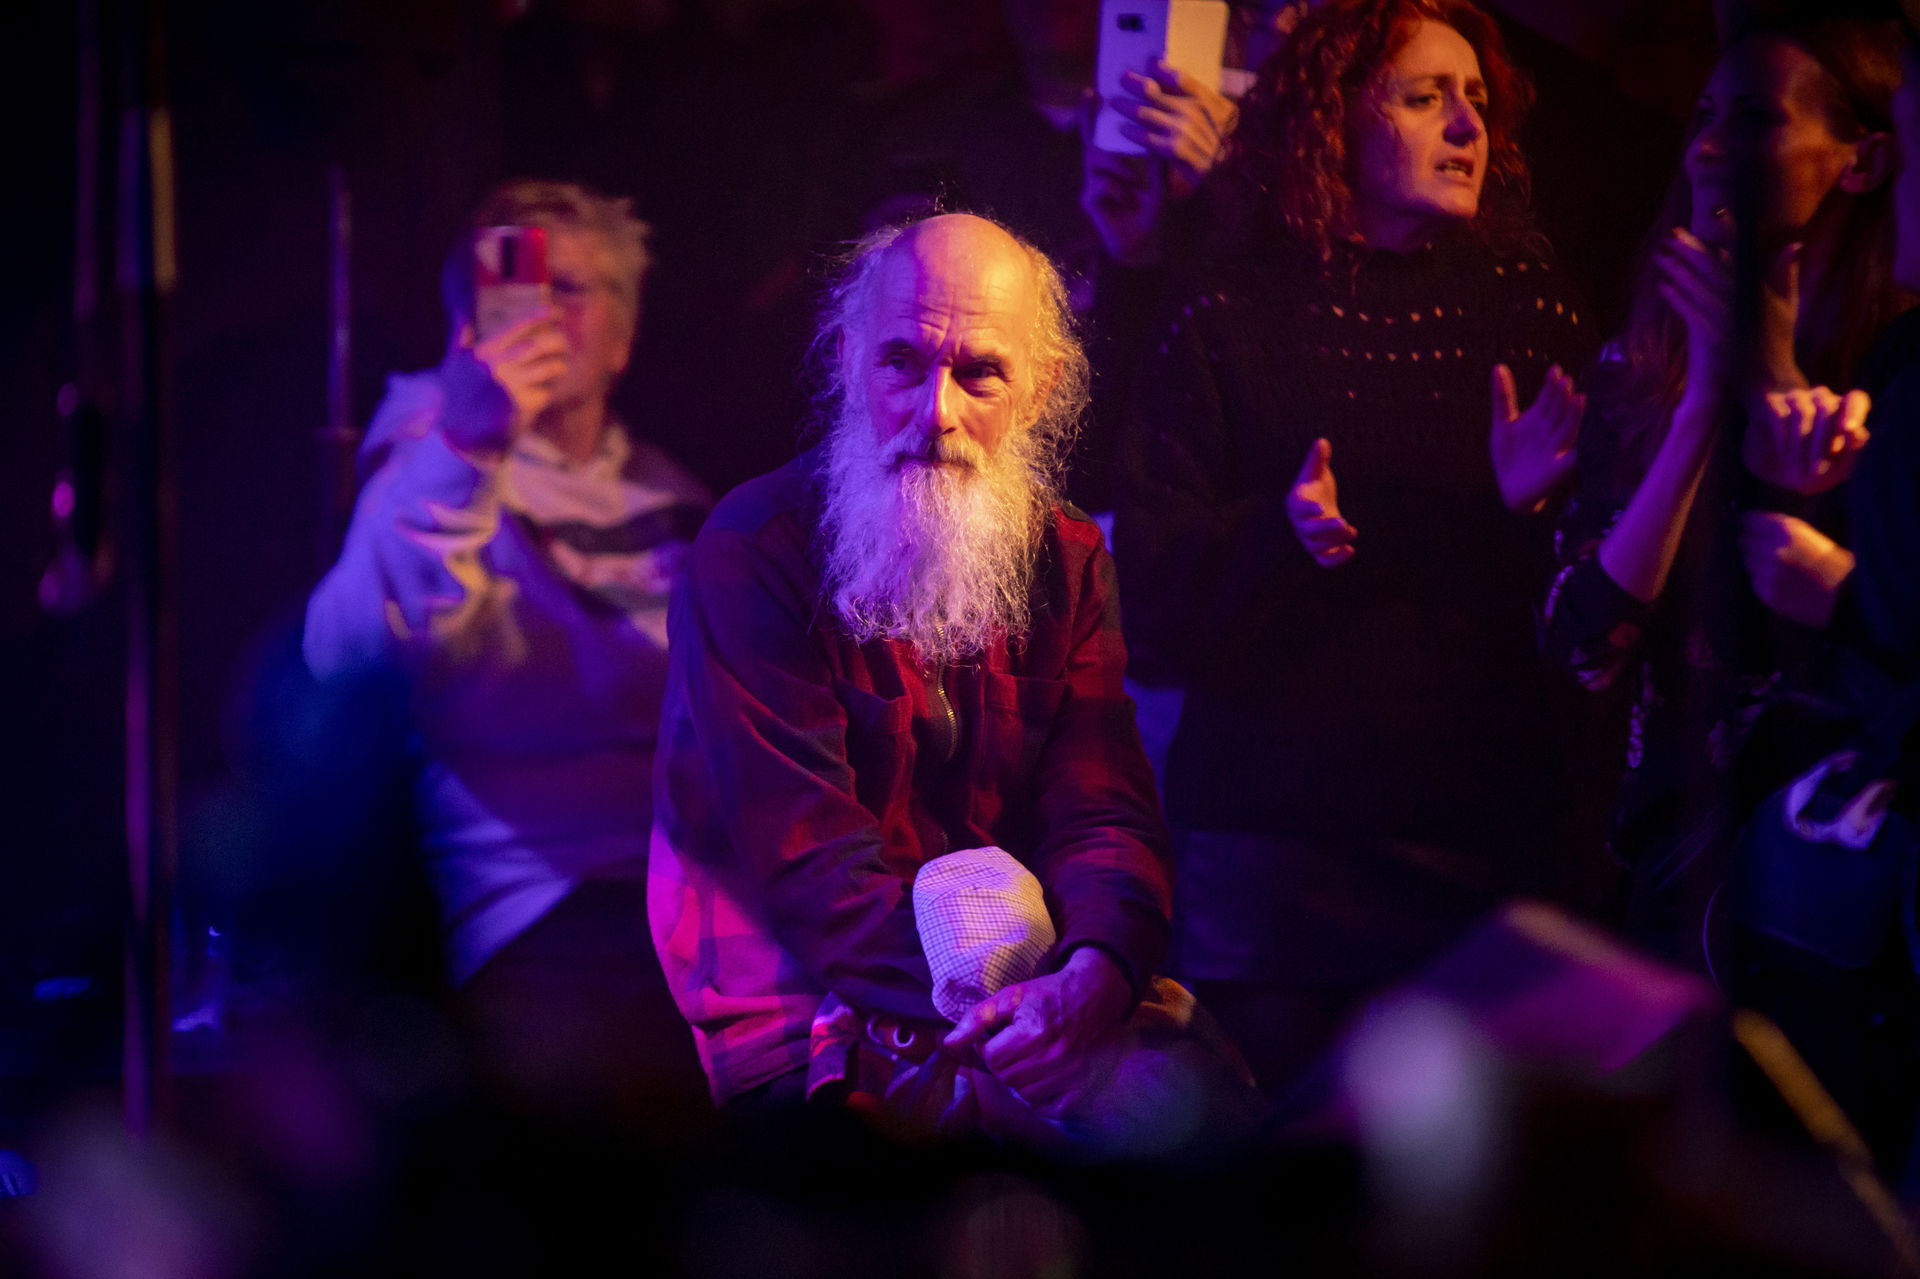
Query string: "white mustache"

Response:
xmin=883 ymin=430 xmax=984 ymax=472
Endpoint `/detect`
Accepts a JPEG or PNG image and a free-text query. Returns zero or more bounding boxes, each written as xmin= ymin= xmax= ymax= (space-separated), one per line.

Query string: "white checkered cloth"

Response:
xmin=913 ymin=846 xmax=1057 ymax=1022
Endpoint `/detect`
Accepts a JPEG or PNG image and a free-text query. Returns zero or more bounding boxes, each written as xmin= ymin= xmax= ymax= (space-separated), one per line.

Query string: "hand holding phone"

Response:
xmin=1093 ymin=0 xmax=1228 ymax=156
xmin=438 ymin=225 xmax=569 ymax=451
xmin=441 ymin=312 xmax=570 ymax=454
xmin=1107 ymin=60 xmax=1236 ymax=196
xmin=1080 ymin=102 xmax=1167 ymax=266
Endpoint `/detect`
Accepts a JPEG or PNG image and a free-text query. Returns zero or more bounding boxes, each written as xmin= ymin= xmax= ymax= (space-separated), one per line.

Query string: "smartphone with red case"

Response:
xmin=473 ymin=225 xmax=551 ymax=340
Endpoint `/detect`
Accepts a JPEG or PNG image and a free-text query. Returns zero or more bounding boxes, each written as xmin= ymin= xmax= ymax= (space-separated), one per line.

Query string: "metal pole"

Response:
xmin=116 ymin=0 xmax=179 ymax=1141
xmin=318 ymin=162 xmax=360 ymax=565
xmin=47 ymin=0 xmax=114 ymax=620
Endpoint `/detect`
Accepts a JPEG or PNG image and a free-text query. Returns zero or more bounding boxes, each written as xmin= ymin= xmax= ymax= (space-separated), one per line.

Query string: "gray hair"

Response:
xmin=808 ymin=216 xmax=1090 ymax=489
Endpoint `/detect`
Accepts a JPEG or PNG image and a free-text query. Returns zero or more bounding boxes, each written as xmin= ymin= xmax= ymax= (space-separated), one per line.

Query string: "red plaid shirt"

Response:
xmin=649 ymin=454 xmax=1172 ymax=1101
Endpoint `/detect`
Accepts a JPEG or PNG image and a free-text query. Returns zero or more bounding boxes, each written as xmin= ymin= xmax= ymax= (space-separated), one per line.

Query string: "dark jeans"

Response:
xmin=456 ymin=878 xmax=712 ymax=1135
xmin=1184 ymin=977 xmax=1369 ymax=1102
xmin=722 ymin=1067 xmax=816 ymax=1117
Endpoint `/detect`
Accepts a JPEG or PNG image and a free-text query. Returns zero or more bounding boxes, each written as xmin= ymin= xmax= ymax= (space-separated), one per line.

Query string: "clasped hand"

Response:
xmin=942 ymin=946 xmax=1132 ymax=1113
xmin=1742 ymin=386 xmax=1870 ymax=495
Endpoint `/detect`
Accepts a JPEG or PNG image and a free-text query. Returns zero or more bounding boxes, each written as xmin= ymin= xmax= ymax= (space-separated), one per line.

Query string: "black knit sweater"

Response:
xmin=1116 ymin=230 xmax=1592 ymax=856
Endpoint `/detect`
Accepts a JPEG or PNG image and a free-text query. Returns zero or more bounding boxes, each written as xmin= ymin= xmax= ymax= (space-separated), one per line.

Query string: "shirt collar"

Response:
xmin=513 ymin=419 xmax=631 ymax=473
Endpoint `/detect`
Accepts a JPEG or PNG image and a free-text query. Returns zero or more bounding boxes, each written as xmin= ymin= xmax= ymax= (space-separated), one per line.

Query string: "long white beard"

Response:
xmin=819 ymin=399 xmax=1050 ymax=666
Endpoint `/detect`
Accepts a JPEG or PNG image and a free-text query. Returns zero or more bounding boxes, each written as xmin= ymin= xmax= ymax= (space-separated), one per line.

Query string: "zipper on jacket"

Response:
xmin=929 ymin=623 xmax=959 ymax=765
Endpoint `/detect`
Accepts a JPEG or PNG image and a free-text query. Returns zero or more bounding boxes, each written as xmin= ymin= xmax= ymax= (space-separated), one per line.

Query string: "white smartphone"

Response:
xmin=1093 ymin=0 xmax=1230 ymax=155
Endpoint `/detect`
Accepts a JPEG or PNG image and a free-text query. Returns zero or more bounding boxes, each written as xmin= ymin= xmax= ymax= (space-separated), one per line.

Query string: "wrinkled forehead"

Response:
xmin=864 ymin=232 xmax=1040 ymax=349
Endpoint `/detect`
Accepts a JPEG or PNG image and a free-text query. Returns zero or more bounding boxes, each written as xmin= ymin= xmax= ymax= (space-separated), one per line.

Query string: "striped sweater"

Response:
xmin=305 ymin=370 xmax=710 ymax=981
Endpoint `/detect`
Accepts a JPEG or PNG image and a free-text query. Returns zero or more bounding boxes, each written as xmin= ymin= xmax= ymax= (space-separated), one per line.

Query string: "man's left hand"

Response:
xmin=943 ymin=946 xmax=1133 ymax=1111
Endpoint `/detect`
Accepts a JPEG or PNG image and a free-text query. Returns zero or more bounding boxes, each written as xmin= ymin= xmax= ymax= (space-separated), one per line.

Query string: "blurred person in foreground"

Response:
xmin=650 ymin=213 xmax=1251 ymax=1153
xmin=304 ymin=179 xmax=711 ymax=1127
xmin=1115 ymin=0 xmax=1593 ymax=1098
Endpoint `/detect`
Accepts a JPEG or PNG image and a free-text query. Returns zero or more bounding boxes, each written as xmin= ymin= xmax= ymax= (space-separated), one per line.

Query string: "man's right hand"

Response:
xmin=943 ymin=946 xmax=1133 ymax=1112
xmin=439 ymin=310 xmax=569 ymax=454
xmin=1287 ymin=437 xmax=1357 ymax=567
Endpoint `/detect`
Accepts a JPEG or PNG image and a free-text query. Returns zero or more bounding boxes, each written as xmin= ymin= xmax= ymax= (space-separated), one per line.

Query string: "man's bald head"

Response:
xmin=890 ymin=210 xmax=1033 ymax=263
xmin=815 ymin=213 xmax=1088 ymax=478
xmin=881 ymin=213 xmax=1042 ymax=321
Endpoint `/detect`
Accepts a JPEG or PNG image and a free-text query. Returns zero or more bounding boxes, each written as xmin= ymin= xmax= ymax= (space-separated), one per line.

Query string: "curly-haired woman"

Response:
xmin=1115 ymin=0 xmax=1592 ymax=1095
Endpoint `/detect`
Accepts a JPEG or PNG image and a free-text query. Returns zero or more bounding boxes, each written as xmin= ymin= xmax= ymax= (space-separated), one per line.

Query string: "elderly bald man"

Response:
xmin=649 ymin=214 xmax=1179 ymax=1128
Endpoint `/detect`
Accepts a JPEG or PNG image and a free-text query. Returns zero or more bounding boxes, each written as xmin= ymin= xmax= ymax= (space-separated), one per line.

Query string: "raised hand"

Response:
xmin=1739 ymin=511 xmax=1855 ymax=629
xmin=1655 ymin=226 xmax=1736 ymax=404
xmin=1081 ymin=61 xmax=1236 ymax=266
xmin=1595 ymin=233 xmax=1800 ymax=607
xmin=1658 ymin=228 xmax=1807 ymax=411
xmin=1742 ymin=386 xmax=1870 ymax=495
xmin=1286 ymin=437 xmax=1357 ymax=567
xmin=1490 ymin=363 xmax=1582 ymax=513
xmin=439 ymin=310 xmax=569 ymax=453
